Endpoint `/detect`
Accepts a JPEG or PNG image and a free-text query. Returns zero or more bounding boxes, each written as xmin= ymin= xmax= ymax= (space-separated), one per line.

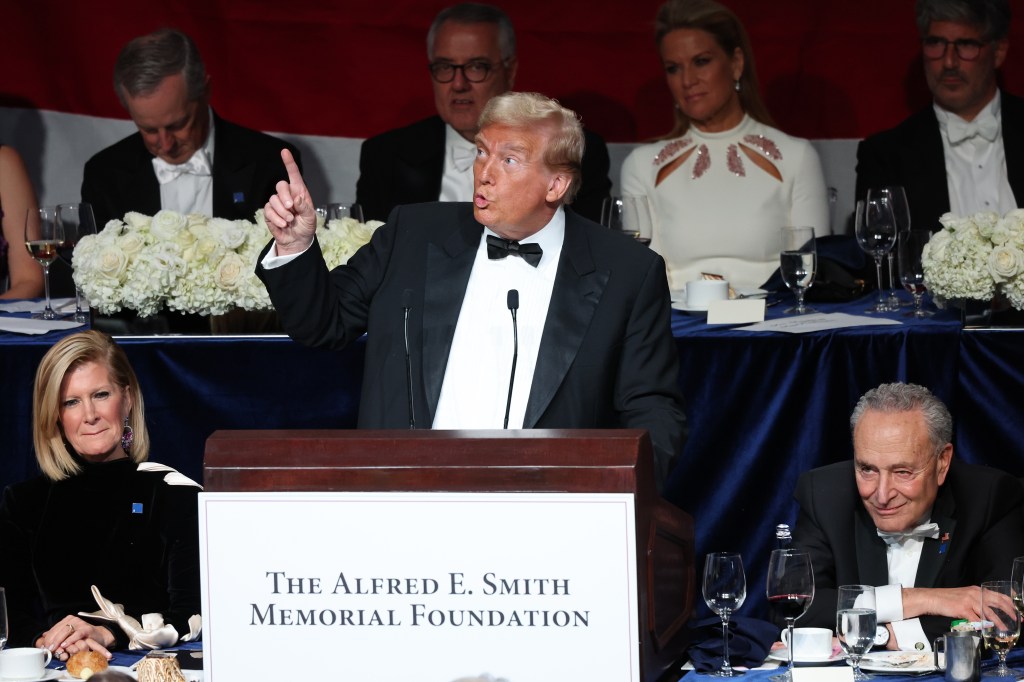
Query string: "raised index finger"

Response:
xmin=281 ymin=148 xmax=304 ymax=189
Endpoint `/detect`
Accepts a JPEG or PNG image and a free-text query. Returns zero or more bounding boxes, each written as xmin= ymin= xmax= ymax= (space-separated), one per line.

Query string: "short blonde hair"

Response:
xmin=477 ymin=91 xmax=585 ymax=204
xmin=32 ymin=330 xmax=149 ymax=481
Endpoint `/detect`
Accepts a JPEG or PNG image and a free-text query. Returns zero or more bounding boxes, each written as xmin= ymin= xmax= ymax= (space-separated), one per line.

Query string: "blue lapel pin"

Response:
xmin=233 ymin=191 xmax=245 ymax=204
xmin=938 ymin=531 xmax=950 ymax=554
xmin=132 ymin=502 xmax=144 ymax=514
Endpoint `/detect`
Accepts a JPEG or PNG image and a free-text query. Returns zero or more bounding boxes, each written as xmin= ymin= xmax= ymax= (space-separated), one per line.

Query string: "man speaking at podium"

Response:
xmin=257 ymin=92 xmax=686 ymax=490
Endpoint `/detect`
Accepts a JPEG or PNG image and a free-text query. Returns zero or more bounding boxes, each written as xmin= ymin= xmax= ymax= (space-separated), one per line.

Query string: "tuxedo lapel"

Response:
xmin=854 ymin=508 xmax=890 ymax=587
xmin=909 ymin=110 xmax=951 ymax=229
xmin=1001 ymin=93 xmax=1024 ymax=203
xmin=396 ymin=117 xmax=446 ymax=204
xmin=523 ymin=213 xmax=608 ymax=427
xmin=915 ymin=485 xmax=956 ymax=589
xmin=421 ymin=211 xmax=481 ymax=422
xmin=211 ymin=114 xmax=255 ymax=216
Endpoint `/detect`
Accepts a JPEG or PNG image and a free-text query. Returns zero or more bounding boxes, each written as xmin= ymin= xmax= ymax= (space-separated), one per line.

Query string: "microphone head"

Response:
xmin=402 ymin=288 xmax=414 ymax=309
xmin=507 ymin=289 xmax=519 ymax=311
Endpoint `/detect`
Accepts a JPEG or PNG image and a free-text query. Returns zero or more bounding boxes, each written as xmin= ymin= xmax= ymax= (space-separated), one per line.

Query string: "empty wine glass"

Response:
xmin=855 ymin=197 xmax=897 ymax=313
xmin=877 ymin=186 xmax=910 ymax=310
xmin=703 ymin=552 xmax=747 ymax=677
xmin=601 ymin=195 xmax=653 ymax=245
xmin=898 ymin=229 xmax=935 ymax=318
xmin=321 ymin=203 xmax=364 ymax=223
xmin=1011 ymin=557 xmax=1024 ymax=616
xmin=24 ymin=207 xmax=64 ymax=320
xmin=0 ymin=586 xmax=7 ymax=651
xmin=837 ymin=585 xmax=876 ymax=680
xmin=779 ymin=226 xmax=817 ymax=314
xmin=982 ymin=580 xmax=1020 ymax=678
xmin=56 ymin=203 xmax=98 ymax=323
xmin=767 ymin=549 xmax=815 ymax=681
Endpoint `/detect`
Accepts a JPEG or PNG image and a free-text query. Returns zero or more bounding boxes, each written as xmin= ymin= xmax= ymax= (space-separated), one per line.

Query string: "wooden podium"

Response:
xmin=204 ymin=428 xmax=695 ymax=681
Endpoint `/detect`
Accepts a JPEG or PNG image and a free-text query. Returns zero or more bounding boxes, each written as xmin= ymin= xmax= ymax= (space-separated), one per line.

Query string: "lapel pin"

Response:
xmin=132 ymin=502 xmax=144 ymax=514
xmin=233 ymin=191 xmax=245 ymax=204
xmin=938 ymin=532 xmax=950 ymax=554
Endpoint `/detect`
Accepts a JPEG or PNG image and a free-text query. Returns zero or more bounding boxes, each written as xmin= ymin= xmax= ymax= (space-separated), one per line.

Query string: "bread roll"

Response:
xmin=66 ymin=650 xmax=109 ymax=679
xmin=136 ymin=653 xmax=186 ymax=682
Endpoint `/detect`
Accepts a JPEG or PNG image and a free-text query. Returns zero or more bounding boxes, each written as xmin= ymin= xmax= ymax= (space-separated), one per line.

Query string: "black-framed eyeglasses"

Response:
xmin=922 ymin=36 xmax=989 ymax=61
xmin=428 ymin=60 xmax=498 ymax=83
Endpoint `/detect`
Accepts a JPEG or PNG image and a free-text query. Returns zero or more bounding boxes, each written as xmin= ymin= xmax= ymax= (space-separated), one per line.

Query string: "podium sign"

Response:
xmin=199 ymin=491 xmax=641 ymax=681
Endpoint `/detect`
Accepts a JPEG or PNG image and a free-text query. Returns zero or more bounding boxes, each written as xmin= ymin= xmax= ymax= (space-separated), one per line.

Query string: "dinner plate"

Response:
xmin=767 ymin=647 xmax=845 ymax=666
xmin=858 ymin=651 xmax=937 ymax=673
xmin=53 ymin=665 xmax=138 ymax=681
xmin=1 ymin=671 xmax=63 ymax=682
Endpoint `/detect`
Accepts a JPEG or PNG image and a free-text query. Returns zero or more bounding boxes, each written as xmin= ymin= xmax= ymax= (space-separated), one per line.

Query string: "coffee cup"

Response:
xmin=685 ymin=279 xmax=729 ymax=309
xmin=781 ymin=627 xmax=833 ymax=659
xmin=0 ymin=647 xmax=53 ymax=680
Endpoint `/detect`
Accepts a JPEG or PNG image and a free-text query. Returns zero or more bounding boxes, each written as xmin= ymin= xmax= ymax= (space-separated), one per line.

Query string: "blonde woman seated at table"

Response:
xmin=0 ymin=144 xmax=44 ymax=298
xmin=0 ymin=330 xmax=201 ymax=663
xmin=620 ymin=0 xmax=829 ymax=291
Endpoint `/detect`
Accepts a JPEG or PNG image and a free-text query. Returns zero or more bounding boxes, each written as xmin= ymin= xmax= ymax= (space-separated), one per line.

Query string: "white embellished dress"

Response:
xmin=620 ymin=115 xmax=829 ymax=291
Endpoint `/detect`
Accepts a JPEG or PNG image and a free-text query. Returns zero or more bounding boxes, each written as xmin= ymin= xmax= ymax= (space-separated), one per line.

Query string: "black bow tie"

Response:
xmin=486 ymin=235 xmax=543 ymax=267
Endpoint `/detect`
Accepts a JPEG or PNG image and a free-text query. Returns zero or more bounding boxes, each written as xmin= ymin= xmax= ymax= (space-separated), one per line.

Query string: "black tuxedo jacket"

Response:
xmin=856 ymin=91 xmax=1024 ymax=232
xmin=81 ymin=112 xmax=301 ymax=227
xmin=792 ymin=460 xmax=1024 ymax=642
xmin=355 ymin=115 xmax=613 ymax=224
xmin=256 ymin=202 xmax=686 ymax=487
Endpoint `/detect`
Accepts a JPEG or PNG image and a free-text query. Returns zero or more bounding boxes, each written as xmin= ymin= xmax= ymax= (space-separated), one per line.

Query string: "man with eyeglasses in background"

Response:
xmin=856 ymin=0 xmax=1021 ymax=233
xmin=355 ymin=3 xmax=611 ymax=223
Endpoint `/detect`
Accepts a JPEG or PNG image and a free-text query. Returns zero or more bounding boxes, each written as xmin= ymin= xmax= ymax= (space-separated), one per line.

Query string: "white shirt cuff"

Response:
xmin=260 ymin=240 xmax=312 ymax=269
xmin=890 ymin=618 xmax=931 ymax=652
xmin=875 ymin=584 xmax=905 ymax=623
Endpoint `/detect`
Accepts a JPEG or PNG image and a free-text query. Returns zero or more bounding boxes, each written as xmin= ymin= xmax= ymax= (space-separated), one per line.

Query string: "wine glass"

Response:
xmin=837 ymin=585 xmax=876 ymax=680
xmin=56 ymin=203 xmax=98 ymax=323
xmin=703 ymin=552 xmax=747 ymax=677
xmin=982 ymin=580 xmax=1020 ymax=678
xmin=601 ymin=195 xmax=653 ymax=245
xmin=0 ymin=586 xmax=7 ymax=651
xmin=855 ymin=197 xmax=897 ymax=313
xmin=898 ymin=229 xmax=935 ymax=318
xmin=877 ymin=186 xmax=910 ymax=310
xmin=767 ymin=549 xmax=814 ymax=682
xmin=1011 ymin=557 xmax=1024 ymax=616
xmin=779 ymin=226 xmax=817 ymax=314
xmin=24 ymin=207 xmax=64 ymax=320
xmin=321 ymin=203 xmax=364 ymax=223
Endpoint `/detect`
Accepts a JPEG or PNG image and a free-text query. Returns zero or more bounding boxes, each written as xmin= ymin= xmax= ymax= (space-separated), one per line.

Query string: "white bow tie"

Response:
xmin=152 ymin=150 xmax=212 ymax=185
xmin=946 ymin=116 xmax=999 ymax=145
xmin=877 ymin=522 xmax=940 ymax=546
xmin=452 ymin=146 xmax=476 ymax=172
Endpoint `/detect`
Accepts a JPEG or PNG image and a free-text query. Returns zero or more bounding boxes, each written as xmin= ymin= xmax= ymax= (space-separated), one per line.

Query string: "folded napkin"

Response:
xmin=80 ymin=585 xmax=202 ymax=650
xmin=687 ymin=615 xmax=779 ymax=673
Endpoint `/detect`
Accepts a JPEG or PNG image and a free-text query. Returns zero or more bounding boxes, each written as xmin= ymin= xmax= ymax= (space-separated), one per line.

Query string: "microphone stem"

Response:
xmin=504 ymin=308 xmax=518 ymax=429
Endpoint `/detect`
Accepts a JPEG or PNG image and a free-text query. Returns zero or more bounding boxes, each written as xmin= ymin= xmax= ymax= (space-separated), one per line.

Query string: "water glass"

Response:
xmin=601 ymin=195 xmax=653 ymax=245
xmin=837 ymin=584 xmax=876 ymax=680
xmin=779 ymin=226 xmax=816 ymax=314
xmin=703 ymin=553 xmax=747 ymax=677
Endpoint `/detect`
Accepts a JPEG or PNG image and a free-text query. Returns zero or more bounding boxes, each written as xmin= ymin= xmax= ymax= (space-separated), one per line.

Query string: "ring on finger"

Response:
xmin=67 ymin=623 xmax=75 ymax=632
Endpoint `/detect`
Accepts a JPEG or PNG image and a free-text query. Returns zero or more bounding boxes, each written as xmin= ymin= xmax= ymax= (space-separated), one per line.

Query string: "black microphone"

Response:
xmin=503 ymin=289 xmax=519 ymax=430
xmin=402 ymin=289 xmax=416 ymax=429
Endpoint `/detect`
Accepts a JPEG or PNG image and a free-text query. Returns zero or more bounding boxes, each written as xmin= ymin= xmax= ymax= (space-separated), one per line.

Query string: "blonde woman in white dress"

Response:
xmin=621 ymin=0 xmax=829 ymax=292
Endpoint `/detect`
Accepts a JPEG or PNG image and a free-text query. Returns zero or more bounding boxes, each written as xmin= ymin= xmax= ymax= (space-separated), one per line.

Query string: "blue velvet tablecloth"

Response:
xmin=3 ymin=293 xmax=1022 ymax=624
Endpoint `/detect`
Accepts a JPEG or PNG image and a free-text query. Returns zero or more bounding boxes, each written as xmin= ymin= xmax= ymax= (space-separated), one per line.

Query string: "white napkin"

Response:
xmin=80 ymin=585 xmax=202 ymax=650
xmin=0 ymin=317 xmax=84 ymax=335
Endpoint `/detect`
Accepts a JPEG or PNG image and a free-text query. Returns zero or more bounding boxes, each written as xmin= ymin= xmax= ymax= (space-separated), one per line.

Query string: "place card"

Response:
xmin=707 ymin=299 xmax=765 ymax=325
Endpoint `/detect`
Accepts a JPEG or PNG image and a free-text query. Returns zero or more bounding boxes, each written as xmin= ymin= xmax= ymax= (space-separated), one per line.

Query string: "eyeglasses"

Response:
xmin=922 ymin=36 xmax=989 ymax=61
xmin=428 ymin=60 xmax=498 ymax=83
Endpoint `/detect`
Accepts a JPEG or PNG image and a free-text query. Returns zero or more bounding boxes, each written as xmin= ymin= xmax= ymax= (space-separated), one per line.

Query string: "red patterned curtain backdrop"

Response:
xmin=3 ymin=0 xmax=1022 ymax=142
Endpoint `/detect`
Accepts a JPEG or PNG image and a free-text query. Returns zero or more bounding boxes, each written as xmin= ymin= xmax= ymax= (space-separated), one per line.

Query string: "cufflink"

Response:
xmin=915 ymin=641 xmax=926 ymax=650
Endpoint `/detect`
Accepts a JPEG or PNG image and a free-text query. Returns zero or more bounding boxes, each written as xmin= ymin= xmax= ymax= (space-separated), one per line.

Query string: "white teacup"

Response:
xmin=685 ymin=279 xmax=729 ymax=309
xmin=781 ymin=626 xmax=833 ymax=659
xmin=0 ymin=647 xmax=53 ymax=679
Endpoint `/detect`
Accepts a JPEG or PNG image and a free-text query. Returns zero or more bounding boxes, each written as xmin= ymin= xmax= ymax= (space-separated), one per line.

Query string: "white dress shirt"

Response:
xmin=438 ymin=124 xmax=477 ymax=203
xmin=433 ymin=209 xmax=565 ymax=429
xmin=875 ymin=525 xmax=932 ymax=651
xmin=935 ymin=91 xmax=1017 ymax=217
xmin=154 ymin=108 xmax=216 ymax=216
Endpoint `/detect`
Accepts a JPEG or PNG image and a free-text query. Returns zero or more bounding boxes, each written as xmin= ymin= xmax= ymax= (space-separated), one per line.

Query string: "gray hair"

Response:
xmin=850 ymin=382 xmax=953 ymax=454
xmin=478 ymin=92 xmax=584 ymax=205
xmin=113 ymin=28 xmax=208 ymax=107
xmin=915 ymin=0 xmax=1011 ymax=41
xmin=427 ymin=3 xmax=517 ymax=62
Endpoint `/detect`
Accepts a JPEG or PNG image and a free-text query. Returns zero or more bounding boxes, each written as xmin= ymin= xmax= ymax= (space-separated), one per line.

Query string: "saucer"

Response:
xmin=768 ymin=647 xmax=844 ymax=666
xmin=0 ymin=671 xmax=62 ymax=682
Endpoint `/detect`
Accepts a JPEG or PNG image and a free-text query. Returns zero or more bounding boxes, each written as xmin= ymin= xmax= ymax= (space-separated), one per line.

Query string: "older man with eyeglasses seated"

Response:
xmin=790 ymin=382 xmax=1024 ymax=652
xmin=856 ymin=0 xmax=1022 ymax=233
xmin=355 ymin=3 xmax=611 ymax=223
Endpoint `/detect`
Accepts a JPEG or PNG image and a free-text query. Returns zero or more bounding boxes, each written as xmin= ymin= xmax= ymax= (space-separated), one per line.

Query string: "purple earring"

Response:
xmin=121 ymin=417 xmax=134 ymax=454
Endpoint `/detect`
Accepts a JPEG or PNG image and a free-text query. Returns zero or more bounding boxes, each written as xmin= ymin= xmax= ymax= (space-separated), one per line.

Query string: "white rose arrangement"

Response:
xmin=74 ymin=209 xmax=383 ymax=318
xmin=922 ymin=209 xmax=1024 ymax=311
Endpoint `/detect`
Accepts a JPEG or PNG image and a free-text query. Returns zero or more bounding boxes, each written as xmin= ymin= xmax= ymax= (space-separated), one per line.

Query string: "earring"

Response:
xmin=121 ymin=417 xmax=134 ymax=454
xmin=734 ymin=79 xmax=741 ymax=92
